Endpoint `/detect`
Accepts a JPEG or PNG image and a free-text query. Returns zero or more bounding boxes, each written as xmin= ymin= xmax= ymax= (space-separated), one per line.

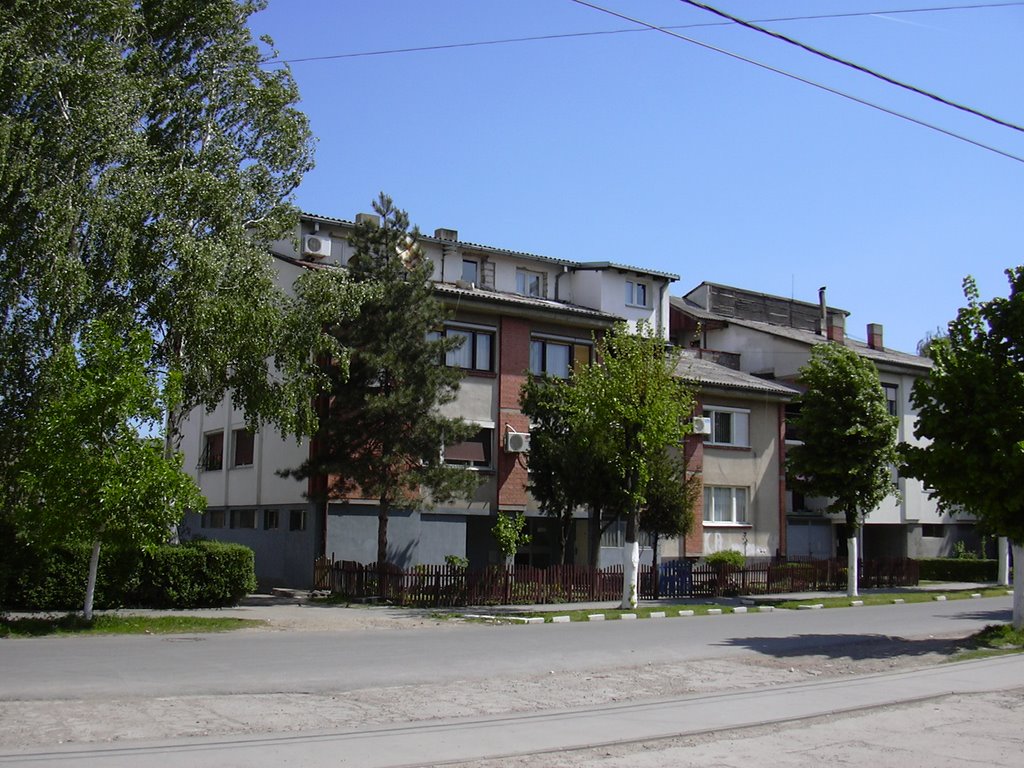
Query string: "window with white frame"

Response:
xmin=516 ymin=268 xmax=545 ymax=298
xmin=703 ymin=486 xmax=748 ymax=524
xmin=443 ymin=427 xmax=494 ymax=469
xmin=704 ymin=406 xmax=750 ymax=447
xmin=232 ymin=428 xmax=254 ymax=467
xmin=625 ymin=280 xmax=648 ymax=308
xmin=461 ymin=258 xmax=478 ymax=285
xmin=529 ymin=338 xmax=591 ymax=378
xmin=882 ymin=383 xmax=898 ymax=417
xmin=200 ymin=431 xmax=224 ymax=471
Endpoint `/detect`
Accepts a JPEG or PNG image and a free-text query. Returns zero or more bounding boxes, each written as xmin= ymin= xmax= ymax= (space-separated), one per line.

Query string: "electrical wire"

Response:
xmin=265 ymin=2 xmax=1024 ymax=66
xmin=569 ymin=0 xmax=1024 ymax=165
xmin=678 ymin=0 xmax=1024 ymax=134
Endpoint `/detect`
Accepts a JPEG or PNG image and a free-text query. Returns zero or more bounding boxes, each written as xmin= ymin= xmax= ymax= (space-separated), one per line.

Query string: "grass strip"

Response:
xmin=0 ymin=613 xmax=264 ymax=638
xmin=772 ymin=587 xmax=1010 ymax=611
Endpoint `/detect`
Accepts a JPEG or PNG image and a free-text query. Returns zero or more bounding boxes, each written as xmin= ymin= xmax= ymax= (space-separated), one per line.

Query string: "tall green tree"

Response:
xmin=0 ymin=1 xmax=356 ymax=510
xmin=904 ymin=271 xmax=1024 ymax=629
xmin=569 ymin=322 xmax=694 ymax=608
xmin=12 ymin=319 xmax=205 ymax=619
xmin=787 ymin=343 xmax=899 ymax=597
xmin=285 ymin=195 xmax=479 ymax=574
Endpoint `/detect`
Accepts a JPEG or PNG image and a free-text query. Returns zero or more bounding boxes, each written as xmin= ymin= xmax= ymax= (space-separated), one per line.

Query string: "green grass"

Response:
xmin=773 ymin=587 xmax=1010 ymax=611
xmin=0 ymin=613 xmax=264 ymax=638
xmin=954 ymin=624 xmax=1024 ymax=661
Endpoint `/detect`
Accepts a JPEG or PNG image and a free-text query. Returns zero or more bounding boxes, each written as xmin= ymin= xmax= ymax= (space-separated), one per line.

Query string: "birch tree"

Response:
xmin=904 ymin=271 xmax=1024 ymax=629
xmin=787 ymin=343 xmax=899 ymax=597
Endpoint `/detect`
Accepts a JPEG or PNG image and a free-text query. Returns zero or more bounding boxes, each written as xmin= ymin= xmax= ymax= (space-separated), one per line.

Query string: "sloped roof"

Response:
xmin=674 ymin=353 xmax=800 ymax=398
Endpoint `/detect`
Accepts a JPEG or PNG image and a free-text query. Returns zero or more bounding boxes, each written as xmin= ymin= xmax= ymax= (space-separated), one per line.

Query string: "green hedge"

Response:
xmin=1 ymin=540 xmax=256 ymax=611
xmin=917 ymin=558 xmax=998 ymax=582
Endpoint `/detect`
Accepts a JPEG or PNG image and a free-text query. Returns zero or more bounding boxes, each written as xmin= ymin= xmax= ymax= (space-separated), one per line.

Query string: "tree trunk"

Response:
xmin=377 ymin=497 xmax=390 ymax=599
xmin=847 ymin=535 xmax=859 ymax=598
xmin=1012 ymin=541 xmax=1022 ymax=631
xmin=83 ymin=538 xmax=102 ymax=621
xmin=621 ymin=512 xmax=639 ymax=609
xmin=998 ymin=537 xmax=1011 ymax=587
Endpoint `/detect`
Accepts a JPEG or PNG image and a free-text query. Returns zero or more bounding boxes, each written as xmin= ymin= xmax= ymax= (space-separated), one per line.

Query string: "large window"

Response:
xmin=430 ymin=326 xmax=494 ymax=372
xmin=461 ymin=258 xmax=478 ymax=285
xmin=703 ymin=486 xmax=748 ymax=524
xmin=230 ymin=509 xmax=256 ymax=529
xmin=529 ymin=338 xmax=591 ymax=378
xmin=625 ymin=280 xmax=648 ymax=307
xmin=444 ymin=427 xmax=494 ymax=469
xmin=201 ymin=509 xmax=225 ymax=529
xmin=232 ymin=428 xmax=254 ymax=467
xmin=704 ymin=406 xmax=750 ymax=447
xmin=201 ymin=431 xmax=224 ymax=471
xmin=516 ymin=269 xmax=545 ymax=298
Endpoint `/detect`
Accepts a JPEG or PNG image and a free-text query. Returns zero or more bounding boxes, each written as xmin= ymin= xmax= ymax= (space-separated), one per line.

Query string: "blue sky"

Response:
xmin=250 ymin=1 xmax=1024 ymax=354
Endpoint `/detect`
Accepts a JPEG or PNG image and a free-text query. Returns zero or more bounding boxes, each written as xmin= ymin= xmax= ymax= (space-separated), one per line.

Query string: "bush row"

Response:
xmin=916 ymin=558 xmax=998 ymax=582
xmin=1 ymin=539 xmax=257 ymax=611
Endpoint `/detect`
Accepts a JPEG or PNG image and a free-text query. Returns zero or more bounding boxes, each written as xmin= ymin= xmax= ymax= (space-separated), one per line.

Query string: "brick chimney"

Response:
xmin=827 ymin=312 xmax=845 ymax=343
xmin=867 ymin=323 xmax=884 ymax=350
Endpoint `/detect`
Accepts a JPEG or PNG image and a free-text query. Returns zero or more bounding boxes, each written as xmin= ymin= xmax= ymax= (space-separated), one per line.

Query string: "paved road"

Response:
xmin=2 ymin=654 xmax=1021 ymax=767
xmin=0 ymin=597 xmax=1011 ymax=700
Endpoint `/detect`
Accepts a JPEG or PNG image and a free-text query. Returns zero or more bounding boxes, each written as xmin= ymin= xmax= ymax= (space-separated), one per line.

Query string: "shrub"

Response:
xmin=0 ymin=539 xmax=256 ymax=611
xmin=704 ymin=550 xmax=746 ymax=568
xmin=917 ymin=558 xmax=997 ymax=582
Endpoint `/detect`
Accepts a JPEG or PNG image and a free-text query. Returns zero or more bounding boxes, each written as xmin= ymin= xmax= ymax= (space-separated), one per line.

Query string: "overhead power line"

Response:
xmin=568 ymin=0 xmax=1024 ymax=165
xmin=678 ymin=0 xmax=1024 ymax=134
xmin=266 ymin=3 xmax=1024 ymax=66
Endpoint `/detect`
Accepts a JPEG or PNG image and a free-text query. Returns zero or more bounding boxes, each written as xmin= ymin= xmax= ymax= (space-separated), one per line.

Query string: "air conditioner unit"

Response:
xmin=302 ymin=234 xmax=331 ymax=259
xmin=504 ymin=431 xmax=531 ymax=453
xmin=692 ymin=416 xmax=712 ymax=436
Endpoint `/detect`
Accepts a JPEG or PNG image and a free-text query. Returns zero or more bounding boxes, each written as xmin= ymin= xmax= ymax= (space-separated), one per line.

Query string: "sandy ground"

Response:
xmin=1 ymin=601 xmax=1021 ymax=766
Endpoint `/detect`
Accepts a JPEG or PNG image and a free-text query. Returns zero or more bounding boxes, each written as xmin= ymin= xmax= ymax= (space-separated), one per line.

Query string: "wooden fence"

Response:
xmin=314 ymin=556 xmax=919 ymax=607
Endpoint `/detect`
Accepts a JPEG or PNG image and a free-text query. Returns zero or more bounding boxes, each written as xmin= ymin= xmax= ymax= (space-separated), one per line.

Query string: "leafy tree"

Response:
xmin=492 ymin=513 xmax=532 ymax=564
xmin=569 ymin=322 xmax=693 ymax=608
xmin=640 ymin=449 xmax=698 ymax=596
xmin=0 ymin=1 xmax=357 ymax=512
xmin=12 ymin=319 xmax=205 ymax=619
xmin=904 ymin=271 xmax=1024 ymax=629
xmin=285 ymin=195 xmax=479 ymax=575
xmin=787 ymin=343 xmax=899 ymax=597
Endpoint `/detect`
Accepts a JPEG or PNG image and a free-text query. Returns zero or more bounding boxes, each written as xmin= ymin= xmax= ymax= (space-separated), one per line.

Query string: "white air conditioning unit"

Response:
xmin=504 ymin=431 xmax=531 ymax=453
xmin=302 ymin=233 xmax=331 ymax=259
xmin=692 ymin=416 xmax=712 ymax=436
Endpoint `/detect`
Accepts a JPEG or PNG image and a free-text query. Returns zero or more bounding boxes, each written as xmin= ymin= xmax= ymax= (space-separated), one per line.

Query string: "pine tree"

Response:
xmin=286 ymin=195 xmax=479 ymax=575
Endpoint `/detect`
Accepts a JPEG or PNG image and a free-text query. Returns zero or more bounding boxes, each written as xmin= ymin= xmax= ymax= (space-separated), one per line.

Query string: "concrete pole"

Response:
xmin=998 ymin=537 xmax=1011 ymax=586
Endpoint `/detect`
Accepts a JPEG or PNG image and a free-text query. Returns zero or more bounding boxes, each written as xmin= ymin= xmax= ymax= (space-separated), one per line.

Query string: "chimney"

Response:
xmin=867 ymin=323 xmax=884 ymax=350
xmin=434 ymin=227 xmax=458 ymax=241
xmin=827 ymin=312 xmax=845 ymax=343
xmin=818 ymin=286 xmax=827 ymax=336
xmin=355 ymin=212 xmax=380 ymax=226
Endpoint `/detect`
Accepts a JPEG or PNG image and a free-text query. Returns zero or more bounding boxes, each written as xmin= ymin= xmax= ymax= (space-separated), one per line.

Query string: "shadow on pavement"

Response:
xmin=715 ymin=633 xmax=969 ymax=660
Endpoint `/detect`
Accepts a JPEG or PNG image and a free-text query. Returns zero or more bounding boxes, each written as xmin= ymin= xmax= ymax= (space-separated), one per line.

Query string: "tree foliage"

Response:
xmin=787 ymin=343 xmax=899 ymax=530
xmin=905 ymin=272 xmax=1024 ymax=543
xmin=284 ymin=195 xmax=479 ymax=569
xmin=523 ymin=322 xmax=693 ymax=606
xmin=11 ymin=318 xmax=205 ymax=618
xmin=0 ymin=0 xmax=356 ymax=508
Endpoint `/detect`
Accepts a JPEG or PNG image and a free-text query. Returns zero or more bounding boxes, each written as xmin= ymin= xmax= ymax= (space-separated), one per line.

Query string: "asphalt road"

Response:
xmin=1 ymin=596 xmax=1012 ymax=701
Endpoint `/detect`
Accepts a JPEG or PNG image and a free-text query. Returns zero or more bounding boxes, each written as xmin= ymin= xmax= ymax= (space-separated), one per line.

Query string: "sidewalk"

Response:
xmin=4 ymin=653 xmax=1021 ymax=767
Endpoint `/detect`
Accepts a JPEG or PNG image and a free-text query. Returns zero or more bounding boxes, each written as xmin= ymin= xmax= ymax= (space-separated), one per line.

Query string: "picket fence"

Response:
xmin=313 ymin=556 xmax=919 ymax=607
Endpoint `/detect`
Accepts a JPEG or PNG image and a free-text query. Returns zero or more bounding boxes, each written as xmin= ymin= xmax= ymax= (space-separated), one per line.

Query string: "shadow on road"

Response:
xmin=715 ymin=633 xmax=968 ymax=660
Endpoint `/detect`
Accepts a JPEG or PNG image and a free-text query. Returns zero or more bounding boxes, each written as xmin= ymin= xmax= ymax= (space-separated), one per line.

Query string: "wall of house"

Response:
xmin=325 ymin=504 xmax=468 ymax=567
xmin=706 ymin=326 xmax=808 ymax=380
xmin=698 ymin=394 xmax=782 ymax=558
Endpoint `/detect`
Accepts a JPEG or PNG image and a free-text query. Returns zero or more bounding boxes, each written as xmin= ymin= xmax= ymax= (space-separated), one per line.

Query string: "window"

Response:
xmin=921 ymin=524 xmax=944 ymax=538
xmin=232 ymin=428 xmax=254 ymax=467
xmin=784 ymin=403 xmax=802 ymax=442
xmin=289 ymin=509 xmax=307 ymax=532
xmin=264 ymin=509 xmax=279 ymax=530
xmin=444 ymin=427 xmax=493 ymax=469
xmin=600 ymin=519 xmax=654 ymax=548
xmin=440 ymin=326 xmax=494 ymax=371
xmin=230 ymin=509 xmax=256 ymax=529
xmin=625 ymin=280 xmax=648 ymax=307
xmin=529 ymin=338 xmax=591 ymax=378
xmin=461 ymin=258 xmax=478 ymax=285
xmin=703 ymin=486 xmax=748 ymax=524
xmin=201 ymin=431 xmax=224 ymax=471
xmin=704 ymin=407 xmax=750 ymax=447
xmin=201 ymin=509 xmax=225 ymax=529
xmin=883 ymin=384 xmax=898 ymax=417
xmin=516 ymin=269 xmax=545 ymax=298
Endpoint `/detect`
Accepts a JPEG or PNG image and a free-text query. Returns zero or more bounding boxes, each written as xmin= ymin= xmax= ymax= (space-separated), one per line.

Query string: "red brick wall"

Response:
xmin=497 ymin=317 xmax=531 ymax=508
